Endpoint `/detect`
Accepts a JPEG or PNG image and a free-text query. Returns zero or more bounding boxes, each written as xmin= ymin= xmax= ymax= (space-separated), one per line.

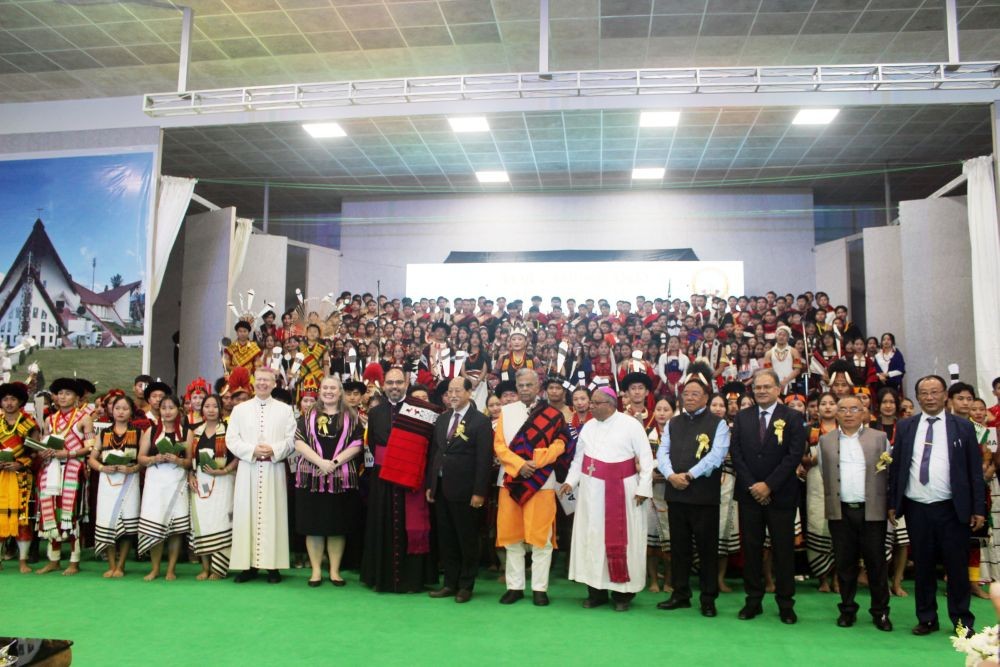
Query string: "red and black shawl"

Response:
xmin=504 ymin=403 xmax=573 ymax=505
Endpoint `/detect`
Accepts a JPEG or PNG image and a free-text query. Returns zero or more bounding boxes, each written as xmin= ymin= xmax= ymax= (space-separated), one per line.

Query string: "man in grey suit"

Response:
xmin=818 ymin=394 xmax=892 ymax=632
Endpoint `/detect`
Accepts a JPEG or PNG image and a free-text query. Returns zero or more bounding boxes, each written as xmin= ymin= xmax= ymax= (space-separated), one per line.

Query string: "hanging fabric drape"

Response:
xmin=150 ymin=175 xmax=197 ymax=306
xmin=229 ymin=218 xmax=254 ymax=284
xmin=961 ymin=156 xmax=1000 ymax=401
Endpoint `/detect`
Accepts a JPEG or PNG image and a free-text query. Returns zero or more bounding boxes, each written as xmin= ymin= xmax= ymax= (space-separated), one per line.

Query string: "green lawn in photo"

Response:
xmin=19 ymin=347 xmax=142 ymax=395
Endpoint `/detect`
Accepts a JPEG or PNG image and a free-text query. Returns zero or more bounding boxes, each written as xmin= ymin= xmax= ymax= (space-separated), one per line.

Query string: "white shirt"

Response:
xmin=838 ymin=427 xmax=866 ymax=503
xmin=758 ymin=403 xmax=776 ymax=431
xmin=905 ymin=411 xmax=951 ymax=504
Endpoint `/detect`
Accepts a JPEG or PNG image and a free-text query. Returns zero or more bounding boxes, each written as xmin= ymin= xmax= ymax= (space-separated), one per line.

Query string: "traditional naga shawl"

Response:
xmin=0 ymin=411 xmax=37 ymax=533
xmin=226 ymin=340 xmax=262 ymax=373
xmin=503 ymin=402 xmax=571 ymax=505
xmin=38 ymin=407 xmax=87 ymax=538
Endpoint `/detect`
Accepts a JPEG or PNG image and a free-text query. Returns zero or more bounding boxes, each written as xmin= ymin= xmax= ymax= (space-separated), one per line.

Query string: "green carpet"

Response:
xmin=3 ymin=560 xmax=989 ymax=666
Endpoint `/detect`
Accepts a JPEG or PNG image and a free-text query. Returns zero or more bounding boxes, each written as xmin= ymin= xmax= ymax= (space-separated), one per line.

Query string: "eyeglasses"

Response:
xmin=836 ymin=407 xmax=864 ymax=414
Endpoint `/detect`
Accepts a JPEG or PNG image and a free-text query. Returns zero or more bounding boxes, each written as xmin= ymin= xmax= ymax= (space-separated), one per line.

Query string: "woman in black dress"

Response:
xmin=293 ymin=376 xmax=364 ymax=587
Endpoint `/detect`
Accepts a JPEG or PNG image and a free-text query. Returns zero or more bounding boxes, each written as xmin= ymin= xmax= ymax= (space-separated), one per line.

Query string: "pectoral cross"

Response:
xmin=586 ymin=461 xmax=596 ymax=476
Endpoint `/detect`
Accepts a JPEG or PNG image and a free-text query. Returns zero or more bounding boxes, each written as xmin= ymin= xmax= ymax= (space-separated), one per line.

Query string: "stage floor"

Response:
xmin=4 ymin=560 xmax=990 ymax=666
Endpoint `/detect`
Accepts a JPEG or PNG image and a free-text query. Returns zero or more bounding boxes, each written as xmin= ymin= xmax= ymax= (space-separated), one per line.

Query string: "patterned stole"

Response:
xmin=504 ymin=403 xmax=570 ymax=505
xmin=300 ymin=342 xmax=326 ymax=379
xmin=227 ymin=341 xmax=261 ymax=370
xmin=39 ymin=409 xmax=86 ymax=536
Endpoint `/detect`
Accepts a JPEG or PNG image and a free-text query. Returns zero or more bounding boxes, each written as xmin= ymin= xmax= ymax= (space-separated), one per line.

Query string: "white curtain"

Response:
xmin=150 ymin=175 xmax=197 ymax=306
xmin=962 ymin=156 xmax=1000 ymax=401
xmin=229 ymin=218 xmax=254 ymax=284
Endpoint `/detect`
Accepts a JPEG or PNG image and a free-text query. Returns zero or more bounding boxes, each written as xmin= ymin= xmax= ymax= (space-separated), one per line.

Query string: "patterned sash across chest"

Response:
xmin=228 ymin=341 xmax=261 ymax=370
xmin=38 ymin=409 xmax=87 ymax=537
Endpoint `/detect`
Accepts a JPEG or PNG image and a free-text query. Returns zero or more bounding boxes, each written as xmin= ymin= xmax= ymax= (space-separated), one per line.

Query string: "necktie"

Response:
xmin=758 ymin=410 xmax=768 ymax=442
xmin=447 ymin=412 xmax=461 ymax=439
xmin=919 ymin=417 xmax=939 ymax=485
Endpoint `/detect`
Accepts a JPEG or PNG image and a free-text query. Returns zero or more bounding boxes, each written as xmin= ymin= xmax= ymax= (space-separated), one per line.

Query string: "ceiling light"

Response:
xmin=449 ymin=117 xmax=490 ymax=133
xmin=476 ymin=170 xmax=509 ymax=183
xmin=302 ymin=122 xmax=346 ymax=138
xmin=791 ymin=108 xmax=839 ymax=125
xmin=639 ymin=111 xmax=680 ymax=128
xmin=632 ymin=167 xmax=665 ymax=180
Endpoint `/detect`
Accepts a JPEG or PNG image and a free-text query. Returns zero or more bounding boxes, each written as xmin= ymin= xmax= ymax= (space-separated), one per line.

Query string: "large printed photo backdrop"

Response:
xmin=0 ymin=152 xmax=154 ymax=349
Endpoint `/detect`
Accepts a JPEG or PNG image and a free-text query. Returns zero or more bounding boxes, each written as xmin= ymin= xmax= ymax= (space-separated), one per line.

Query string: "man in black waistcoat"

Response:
xmin=655 ymin=361 xmax=731 ymax=617
xmin=730 ymin=368 xmax=807 ymax=624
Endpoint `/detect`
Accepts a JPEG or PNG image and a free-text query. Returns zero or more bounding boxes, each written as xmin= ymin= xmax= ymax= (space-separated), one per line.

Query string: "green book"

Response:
xmin=23 ymin=436 xmax=65 ymax=453
xmin=198 ymin=450 xmax=222 ymax=470
xmin=103 ymin=452 xmax=135 ymax=466
xmin=0 ymin=451 xmax=14 ymax=463
xmin=155 ymin=437 xmax=183 ymax=457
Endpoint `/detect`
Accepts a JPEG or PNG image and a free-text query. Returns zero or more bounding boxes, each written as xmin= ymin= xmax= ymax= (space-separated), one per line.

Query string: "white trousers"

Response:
xmin=505 ymin=540 xmax=553 ymax=592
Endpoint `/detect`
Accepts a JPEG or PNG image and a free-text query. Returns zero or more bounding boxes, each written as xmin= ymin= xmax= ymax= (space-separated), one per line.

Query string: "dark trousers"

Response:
xmin=434 ymin=482 xmax=482 ymax=591
xmin=667 ymin=501 xmax=720 ymax=604
xmin=828 ymin=503 xmax=889 ymax=617
xmin=739 ymin=501 xmax=796 ymax=611
xmin=905 ymin=499 xmax=974 ymax=628
xmin=587 ymin=585 xmax=634 ymax=604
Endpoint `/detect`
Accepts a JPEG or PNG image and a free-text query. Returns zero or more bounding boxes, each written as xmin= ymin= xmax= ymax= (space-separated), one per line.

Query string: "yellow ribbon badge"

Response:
xmin=773 ymin=419 xmax=786 ymax=445
xmin=695 ymin=433 xmax=711 ymax=459
xmin=876 ymin=451 xmax=893 ymax=473
xmin=454 ymin=422 xmax=468 ymax=441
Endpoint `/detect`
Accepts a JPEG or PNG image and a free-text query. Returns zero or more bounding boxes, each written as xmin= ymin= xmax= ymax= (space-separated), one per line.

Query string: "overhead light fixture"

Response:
xmin=449 ymin=117 xmax=490 ymax=133
xmin=632 ymin=167 xmax=665 ymax=180
xmin=792 ymin=108 xmax=839 ymax=125
xmin=639 ymin=111 xmax=680 ymax=127
xmin=476 ymin=170 xmax=509 ymax=183
xmin=302 ymin=122 xmax=346 ymax=138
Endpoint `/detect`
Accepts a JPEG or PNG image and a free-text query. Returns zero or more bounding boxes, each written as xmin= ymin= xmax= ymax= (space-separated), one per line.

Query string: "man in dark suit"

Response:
xmin=730 ymin=368 xmax=807 ymax=624
xmin=888 ymin=375 xmax=986 ymax=636
xmin=818 ymin=394 xmax=893 ymax=631
xmin=425 ymin=376 xmax=494 ymax=603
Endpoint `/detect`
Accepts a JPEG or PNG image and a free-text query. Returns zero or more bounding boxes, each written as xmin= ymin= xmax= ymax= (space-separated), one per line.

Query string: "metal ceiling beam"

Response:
xmin=3 ymin=62 xmax=1000 ymax=135
xmin=142 ymin=62 xmax=1000 ymax=119
xmin=177 ymin=7 xmax=193 ymax=94
xmin=945 ymin=0 xmax=960 ymax=64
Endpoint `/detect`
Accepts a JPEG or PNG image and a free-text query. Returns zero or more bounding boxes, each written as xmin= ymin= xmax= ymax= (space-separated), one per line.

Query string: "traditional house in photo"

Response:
xmin=0 ymin=218 xmax=143 ymax=348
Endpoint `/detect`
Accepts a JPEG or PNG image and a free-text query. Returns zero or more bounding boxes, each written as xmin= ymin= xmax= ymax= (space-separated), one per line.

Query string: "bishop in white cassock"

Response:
xmin=225 ymin=368 xmax=296 ymax=579
xmin=562 ymin=387 xmax=654 ymax=611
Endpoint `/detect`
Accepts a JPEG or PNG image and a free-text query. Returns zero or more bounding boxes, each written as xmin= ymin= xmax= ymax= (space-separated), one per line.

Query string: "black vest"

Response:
xmin=663 ymin=409 xmax=723 ymax=505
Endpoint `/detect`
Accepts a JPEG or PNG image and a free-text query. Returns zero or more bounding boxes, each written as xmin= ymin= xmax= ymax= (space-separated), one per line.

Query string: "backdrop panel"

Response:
xmin=406 ymin=260 xmax=744 ymax=306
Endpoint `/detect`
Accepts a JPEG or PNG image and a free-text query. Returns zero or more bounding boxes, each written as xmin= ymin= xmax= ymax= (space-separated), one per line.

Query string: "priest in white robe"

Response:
xmin=560 ymin=386 xmax=653 ymax=611
xmin=226 ymin=366 xmax=296 ymax=583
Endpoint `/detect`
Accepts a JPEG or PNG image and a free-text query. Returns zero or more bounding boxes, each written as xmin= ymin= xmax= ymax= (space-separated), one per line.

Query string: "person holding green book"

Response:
xmin=88 ymin=395 xmax=141 ymax=578
xmin=36 ymin=377 xmax=94 ymax=576
xmin=137 ymin=393 xmax=189 ymax=581
xmin=0 ymin=382 xmax=40 ymax=574
xmin=187 ymin=394 xmax=237 ymax=580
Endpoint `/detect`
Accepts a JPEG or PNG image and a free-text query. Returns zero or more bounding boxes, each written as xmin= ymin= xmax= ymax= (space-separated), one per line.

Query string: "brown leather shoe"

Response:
xmin=429 ymin=587 xmax=456 ymax=598
xmin=455 ymin=589 xmax=472 ymax=603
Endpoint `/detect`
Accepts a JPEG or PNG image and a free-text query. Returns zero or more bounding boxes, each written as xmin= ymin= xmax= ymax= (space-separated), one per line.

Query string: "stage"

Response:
xmin=5 ymin=561 xmax=985 ymax=666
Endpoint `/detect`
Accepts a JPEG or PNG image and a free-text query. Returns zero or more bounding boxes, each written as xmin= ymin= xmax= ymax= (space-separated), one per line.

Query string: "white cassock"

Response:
xmin=565 ymin=411 xmax=654 ymax=593
xmin=226 ymin=396 xmax=296 ymax=571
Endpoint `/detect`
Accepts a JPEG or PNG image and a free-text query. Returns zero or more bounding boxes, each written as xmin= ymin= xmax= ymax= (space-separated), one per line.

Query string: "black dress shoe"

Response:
xmin=234 ymin=568 xmax=259 ymax=584
xmin=657 ymin=597 xmax=692 ymax=610
xmin=911 ymin=621 xmax=940 ymax=636
xmin=779 ymin=609 xmax=797 ymax=625
xmin=429 ymin=587 xmax=456 ymax=599
xmin=582 ymin=597 xmax=608 ymax=609
xmin=613 ymin=601 xmax=630 ymax=612
xmin=836 ymin=613 xmax=856 ymax=627
xmin=701 ymin=603 xmax=717 ymax=618
xmin=266 ymin=570 xmax=282 ymax=584
xmin=308 ymin=579 xmax=322 ymax=588
xmin=455 ymin=589 xmax=472 ymax=603
xmin=533 ymin=591 xmax=550 ymax=607
xmin=330 ymin=578 xmax=346 ymax=587
xmin=873 ymin=615 xmax=893 ymax=632
xmin=738 ymin=605 xmax=763 ymax=620
xmin=499 ymin=589 xmax=524 ymax=604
